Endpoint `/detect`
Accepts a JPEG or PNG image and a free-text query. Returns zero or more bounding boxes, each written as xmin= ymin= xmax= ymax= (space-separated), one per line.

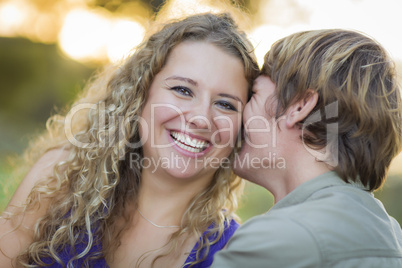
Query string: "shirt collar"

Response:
xmin=270 ymin=171 xmax=369 ymax=211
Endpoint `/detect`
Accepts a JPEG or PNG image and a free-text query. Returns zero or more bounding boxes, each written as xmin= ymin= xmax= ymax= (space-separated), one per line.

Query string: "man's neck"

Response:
xmin=258 ymin=151 xmax=333 ymax=203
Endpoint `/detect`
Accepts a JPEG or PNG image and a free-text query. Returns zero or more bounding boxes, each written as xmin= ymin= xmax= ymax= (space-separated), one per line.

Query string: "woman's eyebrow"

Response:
xmin=218 ymin=93 xmax=244 ymax=106
xmin=166 ymin=76 xmax=198 ymax=86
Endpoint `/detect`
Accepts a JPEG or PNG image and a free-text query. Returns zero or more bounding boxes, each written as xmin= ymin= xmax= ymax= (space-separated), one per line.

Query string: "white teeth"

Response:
xmin=174 ymin=139 xmax=202 ymax=153
xmin=170 ymin=131 xmax=209 ymax=153
xmin=186 ymin=136 xmax=193 ymax=146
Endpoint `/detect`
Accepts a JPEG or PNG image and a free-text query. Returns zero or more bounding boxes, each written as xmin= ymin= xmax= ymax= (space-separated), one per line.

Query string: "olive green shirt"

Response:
xmin=212 ymin=171 xmax=402 ymax=267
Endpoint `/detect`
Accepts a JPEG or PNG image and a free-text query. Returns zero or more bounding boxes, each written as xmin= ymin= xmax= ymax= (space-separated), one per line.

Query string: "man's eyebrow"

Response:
xmin=166 ymin=76 xmax=198 ymax=86
xmin=218 ymin=93 xmax=244 ymax=106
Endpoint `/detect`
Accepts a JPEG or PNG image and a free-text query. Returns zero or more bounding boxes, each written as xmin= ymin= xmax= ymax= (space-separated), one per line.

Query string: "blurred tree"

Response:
xmin=89 ymin=0 xmax=254 ymax=14
xmin=0 ymin=37 xmax=95 ymax=156
xmin=89 ymin=0 xmax=165 ymax=12
xmin=375 ymin=175 xmax=402 ymax=225
xmin=237 ymin=182 xmax=273 ymax=221
xmin=28 ymin=0 xmax=61 ymax=11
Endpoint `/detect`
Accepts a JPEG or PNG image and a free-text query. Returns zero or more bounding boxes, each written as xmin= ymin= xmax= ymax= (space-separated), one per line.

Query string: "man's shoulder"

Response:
xmin=241 ymin=183 xmax=399 ymax=238
xmin=244 ymin=184 xmax=402 ymax=260
xmin=228 ymin=210 xmax=326 ymax=257
xmin=272 ymin=182 xmax=379 ymax=219
xmin=236 ymin=212 xmax=313 ymax=236
xmin=213 ymin=213 xmax=322 ymax=268
xmin=236 ymin=184 xmax=370 ymax=234
xmin=265 ymin=184 xmax=395 ymax=238
xmin=215 ymin=185 xmax=402 ymax=268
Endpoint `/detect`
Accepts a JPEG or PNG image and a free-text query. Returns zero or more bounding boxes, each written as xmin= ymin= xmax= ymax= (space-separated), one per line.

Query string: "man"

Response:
xmin=212 ymin=29 xmax=402 ymax=267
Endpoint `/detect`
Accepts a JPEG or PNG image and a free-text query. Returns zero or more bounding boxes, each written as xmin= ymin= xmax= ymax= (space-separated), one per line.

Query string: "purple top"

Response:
xmin=41 ymin=219 xmax=239 ymax=267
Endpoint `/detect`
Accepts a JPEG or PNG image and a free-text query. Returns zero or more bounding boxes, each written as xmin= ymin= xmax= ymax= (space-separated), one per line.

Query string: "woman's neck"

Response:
xmin=137 ymin=167 xmax=213 ymax=227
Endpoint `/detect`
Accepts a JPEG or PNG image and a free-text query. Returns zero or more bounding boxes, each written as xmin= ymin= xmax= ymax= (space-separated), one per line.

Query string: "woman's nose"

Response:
xmin=185 ymin=103 xmax=212 ymax=130
xmin=187 ymin=115 xmax=211 ymax=130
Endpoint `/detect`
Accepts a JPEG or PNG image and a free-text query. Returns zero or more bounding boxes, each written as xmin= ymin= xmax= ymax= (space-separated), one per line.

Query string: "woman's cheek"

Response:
xmin=212 ymin=115 xmax=240 ymax=148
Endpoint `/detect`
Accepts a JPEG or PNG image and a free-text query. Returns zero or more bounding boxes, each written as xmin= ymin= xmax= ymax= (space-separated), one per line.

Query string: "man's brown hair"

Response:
xmin=262 ymin=29 xmax=402 ymax=191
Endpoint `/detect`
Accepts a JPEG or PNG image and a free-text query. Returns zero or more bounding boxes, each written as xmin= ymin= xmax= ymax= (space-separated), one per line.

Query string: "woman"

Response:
xmin=0 ymin=13 xmax=259 ymax=267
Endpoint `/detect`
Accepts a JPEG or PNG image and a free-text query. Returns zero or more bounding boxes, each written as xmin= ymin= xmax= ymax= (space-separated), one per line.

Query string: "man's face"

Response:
xmin=234 ymin=75 xmax=286 ymax=181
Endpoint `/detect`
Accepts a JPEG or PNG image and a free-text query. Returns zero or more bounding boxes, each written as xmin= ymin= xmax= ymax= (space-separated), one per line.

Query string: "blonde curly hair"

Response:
xmin=6 ymin=12 xmax=259 ymax=267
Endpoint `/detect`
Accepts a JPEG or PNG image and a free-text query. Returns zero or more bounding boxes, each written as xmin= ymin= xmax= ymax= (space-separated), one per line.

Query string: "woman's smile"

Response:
xmin=170 ymin=130 xmax=210 ymax=153
xmin=168 ymin=130 xmax=212 ymax=158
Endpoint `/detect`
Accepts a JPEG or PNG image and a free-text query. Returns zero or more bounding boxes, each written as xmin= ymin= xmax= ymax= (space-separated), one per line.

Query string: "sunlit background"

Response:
xmin=1 ymin=0 xmax=402 ymax=222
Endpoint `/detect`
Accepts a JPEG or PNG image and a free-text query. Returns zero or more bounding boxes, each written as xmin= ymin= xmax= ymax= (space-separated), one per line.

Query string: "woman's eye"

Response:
xmin=171 ymin=86 xmax=193 ymax=97
xmin=216 ymin=101 xmax=237 ymax=112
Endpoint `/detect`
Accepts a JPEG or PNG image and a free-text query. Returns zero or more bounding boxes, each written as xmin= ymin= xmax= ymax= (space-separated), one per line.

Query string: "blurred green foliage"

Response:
xmin=0 ymin=37 xmax=95 ymax=157
xmin=374 ymin=175 xmax=402 ymax=225
xmin=237 ymin=182 xmax=273 ymax=221
xmin=0 ymin=162 xmax=12 ymax=212
xmin=0 ymin=38 xmax=95 ymax=122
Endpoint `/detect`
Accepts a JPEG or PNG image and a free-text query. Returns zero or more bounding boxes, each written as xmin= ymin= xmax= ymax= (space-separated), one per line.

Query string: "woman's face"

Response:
xmin=140 ymin=41 xmax=248 ymax=182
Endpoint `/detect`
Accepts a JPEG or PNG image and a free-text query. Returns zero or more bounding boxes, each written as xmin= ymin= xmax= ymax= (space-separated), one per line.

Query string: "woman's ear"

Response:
xmin=285 ymin=89 xmax=318 ymax=128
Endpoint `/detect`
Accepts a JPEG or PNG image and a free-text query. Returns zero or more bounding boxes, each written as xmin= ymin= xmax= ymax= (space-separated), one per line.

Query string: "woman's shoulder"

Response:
xmin=226 ymin=217 xmax=240 ymax=232
xmin=2 ymin=147 xmax=70 ymax=218
xmin=0 ymin=148 xmax=70 ymax=268
xmin=10 ymin=148 xmax=70 ymax=207
xmin=213 ymin=217 xmax=240 ymax=247
xmin=183 ymin=217 xmax=240 ymax=268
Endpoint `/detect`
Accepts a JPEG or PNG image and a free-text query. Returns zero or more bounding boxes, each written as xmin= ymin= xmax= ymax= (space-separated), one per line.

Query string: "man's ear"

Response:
xmin=285 ymin=89 xmax=318 ymax=128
